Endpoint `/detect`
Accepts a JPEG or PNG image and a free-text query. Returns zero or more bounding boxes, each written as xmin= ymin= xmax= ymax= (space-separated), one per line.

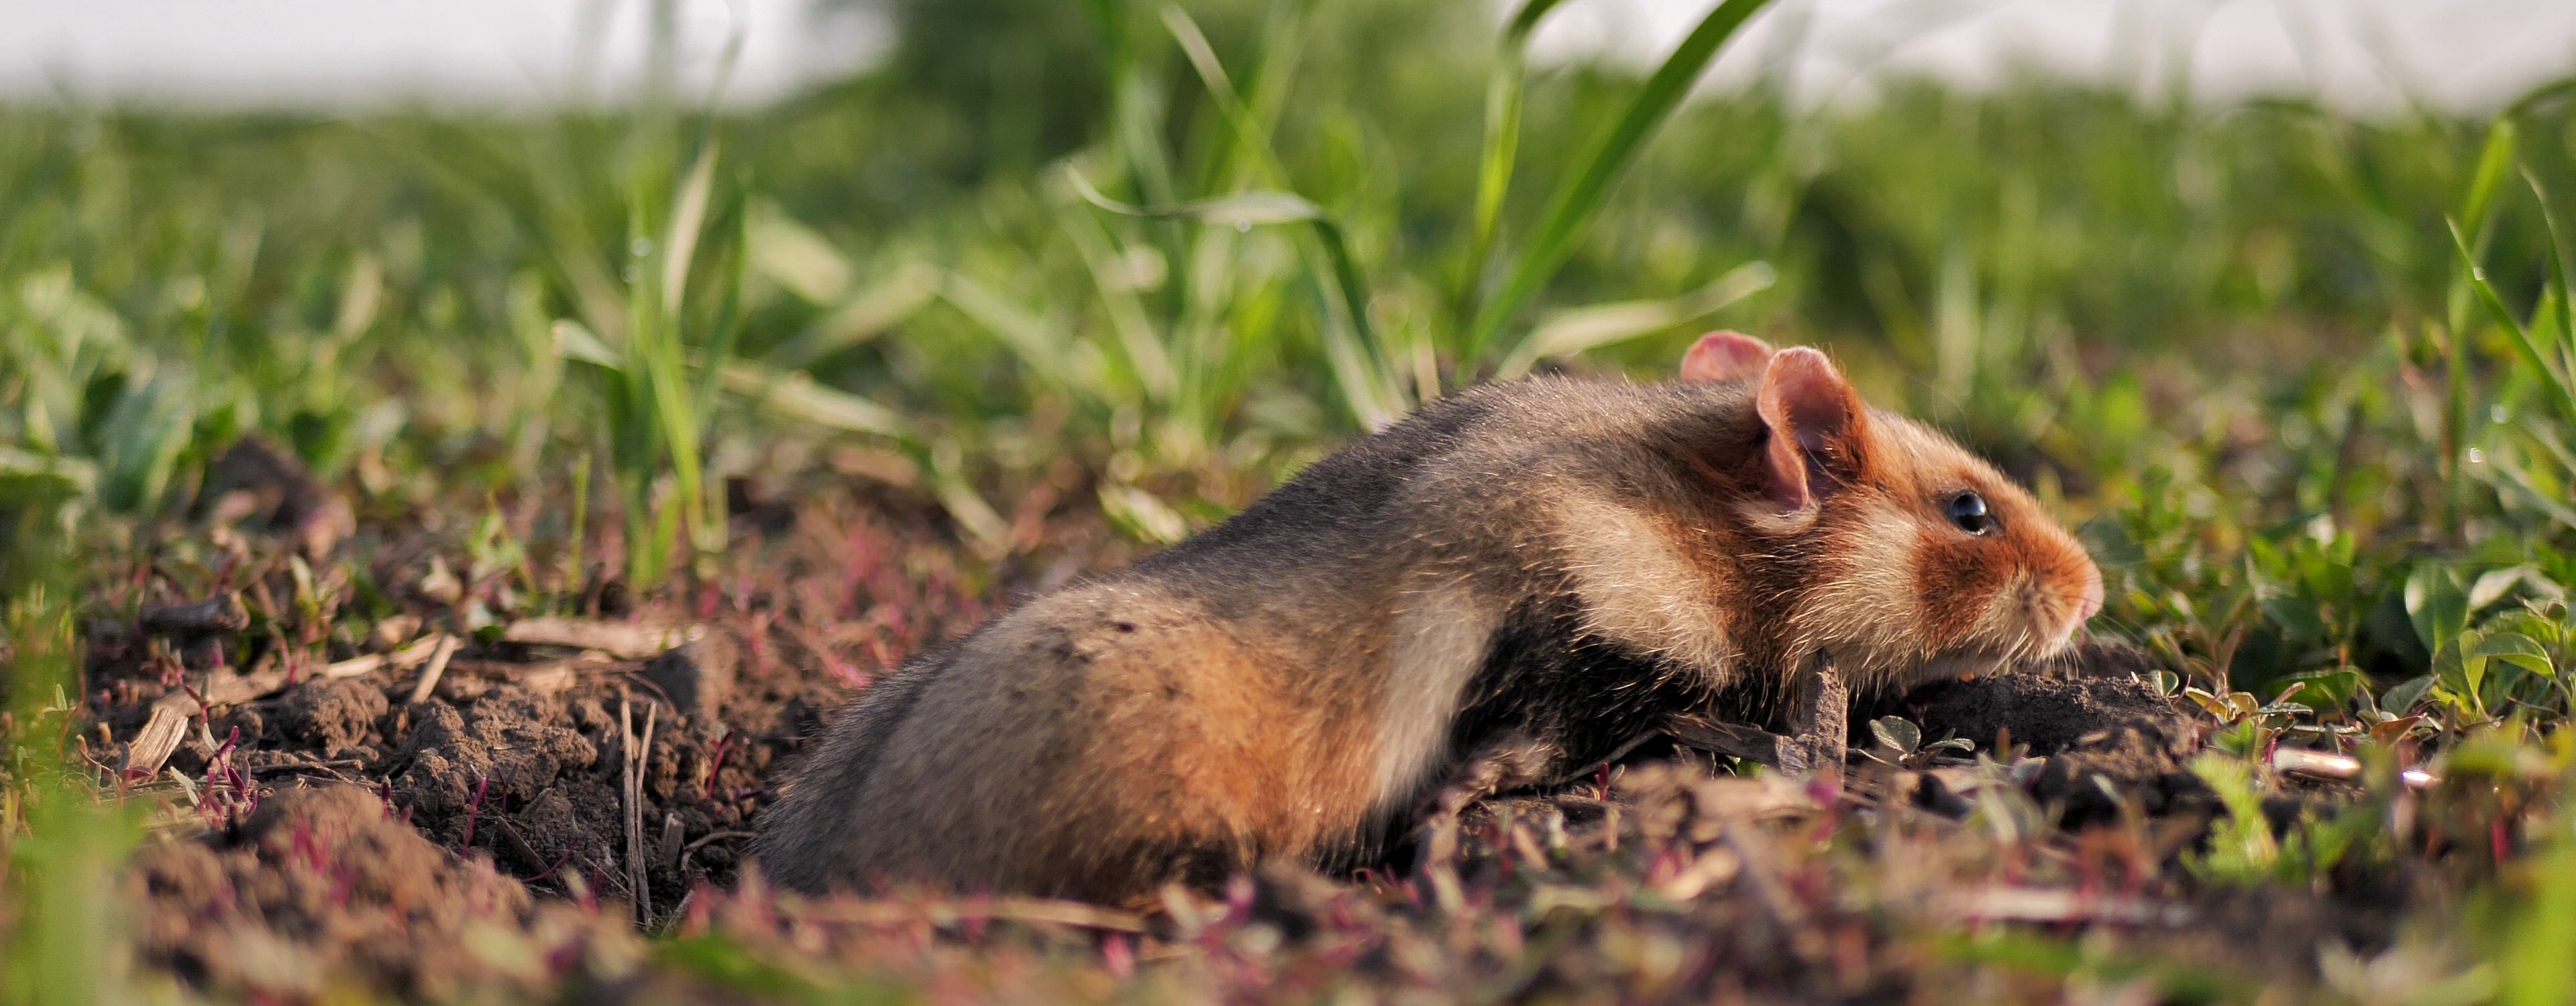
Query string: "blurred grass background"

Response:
xmin=7 ymin=0 xmax=2576 ymax=998
xmin=8 ymin=0 xmax=2576 ymax=727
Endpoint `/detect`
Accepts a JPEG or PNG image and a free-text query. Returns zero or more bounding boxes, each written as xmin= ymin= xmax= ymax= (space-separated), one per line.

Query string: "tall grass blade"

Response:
xmin=1065 ymin=170 xmax=1324 ymax=225
xmin=1462 ymin=0 xmax=1776 ymax=364
xmin=1157 ymin=4 xmax=1401 ymax=426
xmin=1161 ymin=5 xmax=1291 ymax=188
xmin=2524 ymin=168 xmax=2576 ymax=370
xmin=717 ymin=361 xmax=906 ymax=438
xmin=554 ymin=319 xmax=619 ymax=367
xmin=2449 ymin=216 xmax=2576 ymax=431
xmin=761 ymin=264 xmax=938 ymax=374
xmin=746 ymin=204 xmax=854 ymax=304
xmin=928 ymin=440 xmax=1010 ymax=555
xmin=1064 ymin=207 xmax=1177 ymax=402
xmin=1069 ymin=160 xmax=1400 ymax=427
xmin=2460 ymin=118 xmax=2518 ymax=248
xmin=1491 ymin=260 xmax=1774 ymax=379
xmin=938 ymin=272 xmax=1070 ymax=391
xmin=661 ymin=144 xmax=719 ymax=315
xmin=1462 ymin=0 xmax=1575 ymax=309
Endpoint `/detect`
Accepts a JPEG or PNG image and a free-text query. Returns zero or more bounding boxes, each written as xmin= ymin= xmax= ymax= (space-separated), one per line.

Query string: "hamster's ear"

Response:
xmin=1754 ymin=347 xmax=1864 ymax=512
xmin=1680 ymin=331 xmax=1774 ymax=383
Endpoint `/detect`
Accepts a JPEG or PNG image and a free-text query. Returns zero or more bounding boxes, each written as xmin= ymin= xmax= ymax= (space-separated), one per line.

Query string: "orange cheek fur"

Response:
xmin=1911 ymin=524 xmax=2012 ymax=649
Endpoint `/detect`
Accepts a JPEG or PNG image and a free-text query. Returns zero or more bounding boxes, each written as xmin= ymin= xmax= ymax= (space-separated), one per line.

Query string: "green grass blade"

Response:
xmin=1065 ymin=168 xmax=1325 ymax=225
xmin=1070 ymin=159 xmax=1400 ymax=427
xmin=1063 ymin=206 xmax=1177 ymax=403
xmin=761 ymin=264 xmax=938 ymax=373
xmin=2461 ymin=118 xmax=2518 ymax=247
xmin=1462 ymin=0 xmax=1575 ymax=310
xmin=690 ymin=172 xmax=752 ymax=453
xmin=1155 ymin=2 xmax=1404 ymax=423
xmin=2449 ymin=215 xmax=2576 ymax=431
xmin=1491 ymin=260 xmax=1774 ymax=379
xmin=660 ymin=142 xmax=718 ymax=315
xmin=1462 ymin=0 xmax=1778 ymax=364
xmin=1161 ymin=5 xmax=1291 ymax=189
xmin=553 ymin=319 xmax=620 ymax=368
xmin=938 ymin=271 xmax=1071 ymax=394
xmin=1303 ymin=217 xmax=1400 ymax=426
xmin=716 ymin=359 xmax=906 ymax=439
xmin=2524 ymin=168 xmax=2576 ymax=366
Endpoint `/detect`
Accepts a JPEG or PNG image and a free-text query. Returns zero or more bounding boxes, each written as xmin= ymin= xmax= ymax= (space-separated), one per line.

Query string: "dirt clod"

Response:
xmin=125 ymin=783 xmax=610 ymax=1000
xmin=391 ymin=689 xmax=598 ymax=842
xmin=276 ymin=679 xmax=390 ymax=757
xmin=1911 ymin=643 xmax=2208 ymax=822
xmin=138 ymin=594 xmax=249 ymax=637
xmin=640 ymin=632 xmax=738 ymax=717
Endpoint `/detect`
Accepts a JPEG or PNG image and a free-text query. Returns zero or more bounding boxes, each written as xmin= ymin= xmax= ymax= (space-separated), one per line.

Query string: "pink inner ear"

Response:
xmin=1679 ymin=331 xmax=1774 ymax=383
xmin=1754 ymin=347 xmax=1862 ymax=511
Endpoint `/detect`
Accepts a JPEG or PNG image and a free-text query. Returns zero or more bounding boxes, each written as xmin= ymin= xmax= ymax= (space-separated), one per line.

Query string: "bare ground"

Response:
xmin=59 ymin=469 xmax=2416 ymax=1003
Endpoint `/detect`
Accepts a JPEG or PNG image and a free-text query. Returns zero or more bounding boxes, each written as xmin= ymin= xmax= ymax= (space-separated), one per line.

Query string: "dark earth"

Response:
xmin=63 ymin=449 xmax=2331 ymax=1001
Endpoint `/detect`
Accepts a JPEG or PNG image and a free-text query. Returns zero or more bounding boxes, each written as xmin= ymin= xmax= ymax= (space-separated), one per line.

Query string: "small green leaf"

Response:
xmin=2381 ymin=675 xmax=2436 ymax=714
xmin=2406 ymin=563 xmax=2471 ymax=653
xmin=1870 ymin=716 xmax=1921 ymax=754
xmin=2471 ymin=565 xmax=2536 ymax=610
xmin=2473 ymin=632 xmax=2556 ymax=677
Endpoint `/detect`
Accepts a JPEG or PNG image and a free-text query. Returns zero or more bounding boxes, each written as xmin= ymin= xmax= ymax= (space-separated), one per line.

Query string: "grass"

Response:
xmin=3 ymin=0 xmax=2576 ymax=999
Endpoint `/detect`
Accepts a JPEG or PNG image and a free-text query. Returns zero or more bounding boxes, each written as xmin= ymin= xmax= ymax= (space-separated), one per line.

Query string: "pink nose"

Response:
xmin=2076 ymin=567 xmax=2104 ymax=624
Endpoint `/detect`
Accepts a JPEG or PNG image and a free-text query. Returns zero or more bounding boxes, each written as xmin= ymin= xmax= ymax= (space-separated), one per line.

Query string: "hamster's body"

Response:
xmin=754 ymin=336 xmax=2102 ymax=903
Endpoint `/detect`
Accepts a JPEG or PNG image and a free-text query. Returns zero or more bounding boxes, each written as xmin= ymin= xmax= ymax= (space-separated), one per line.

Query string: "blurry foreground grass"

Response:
xmin=7 ymin=0 xmax=2576 ymax=1000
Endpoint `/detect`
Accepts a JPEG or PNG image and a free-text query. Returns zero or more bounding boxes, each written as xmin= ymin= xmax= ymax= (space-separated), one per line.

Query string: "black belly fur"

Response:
xmin=1442 ymin=597 xmax=1725 ymax=783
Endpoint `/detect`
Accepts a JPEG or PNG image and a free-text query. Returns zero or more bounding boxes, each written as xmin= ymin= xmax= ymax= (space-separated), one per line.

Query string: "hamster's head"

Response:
xmin=1683 ymin=331 xmax=2104 ymax=691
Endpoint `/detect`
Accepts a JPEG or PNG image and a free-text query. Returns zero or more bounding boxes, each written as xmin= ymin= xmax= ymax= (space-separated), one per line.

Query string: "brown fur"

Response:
xmin=753 ymin=334 xmax=2100 ymax=903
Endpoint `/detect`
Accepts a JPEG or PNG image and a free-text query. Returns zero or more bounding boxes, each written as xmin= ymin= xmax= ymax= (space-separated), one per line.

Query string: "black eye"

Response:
xmin=1946 ymin=491 xmax=1992 ymax=535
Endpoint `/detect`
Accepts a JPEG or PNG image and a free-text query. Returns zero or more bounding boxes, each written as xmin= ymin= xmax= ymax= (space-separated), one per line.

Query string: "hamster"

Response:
xmin=752 ymin=332 xmax=2103 ymax=904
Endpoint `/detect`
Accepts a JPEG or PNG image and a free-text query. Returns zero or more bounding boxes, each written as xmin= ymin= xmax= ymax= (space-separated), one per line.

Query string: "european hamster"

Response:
xmin=753 ymin=332 xmax=2102 ymax=903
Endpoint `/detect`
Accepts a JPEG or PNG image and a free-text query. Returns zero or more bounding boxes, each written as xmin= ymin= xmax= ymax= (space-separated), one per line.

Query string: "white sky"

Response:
xmin=0 ymin=0 xmax=888 ymax=108
xmin=0 ymin=0 xmax=2569 ymax=113
xmin=1542 ymin=0 xmax=2576 ymax=113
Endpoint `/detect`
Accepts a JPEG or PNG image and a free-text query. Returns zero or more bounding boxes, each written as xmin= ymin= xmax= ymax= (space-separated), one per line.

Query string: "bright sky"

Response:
xmin=1547 ymin=0 xmax=2576 ymax=113
xmin=0 ymin=0 xmax=2569 ymax=113
xmin=0 ymin=0 xmax=888 ymax=107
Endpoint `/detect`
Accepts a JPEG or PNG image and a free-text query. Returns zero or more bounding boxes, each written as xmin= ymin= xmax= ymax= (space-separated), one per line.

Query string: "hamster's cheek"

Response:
xmin=1841 ymin=506 xmax=1919 ymax=603
xmin=1909 ymin=525 xmax=2010 ymax=653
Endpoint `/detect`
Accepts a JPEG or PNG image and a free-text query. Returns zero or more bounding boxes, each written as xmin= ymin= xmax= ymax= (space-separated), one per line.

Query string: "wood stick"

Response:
xmin=322 ymin=633 xmax=449 ymax=681
xmin=122 ymin=704 xmax=191 ymax=779
xmin=623 ymin=689 xmax=655 ymax=926
xmin=406 ymin=635 xmax=460 ymax=705
xmin=505 ymin=617 xmax=702 ymax=660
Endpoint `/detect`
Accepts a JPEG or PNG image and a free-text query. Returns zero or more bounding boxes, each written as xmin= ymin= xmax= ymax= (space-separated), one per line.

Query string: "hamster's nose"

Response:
xmin=2076 ymin=566 xmax=2104 ymax=624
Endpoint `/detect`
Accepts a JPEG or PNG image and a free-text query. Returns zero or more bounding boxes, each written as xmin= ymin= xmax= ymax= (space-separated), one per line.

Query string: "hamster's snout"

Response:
xmin=2076 ymin=565 xmax=2104 ymax=625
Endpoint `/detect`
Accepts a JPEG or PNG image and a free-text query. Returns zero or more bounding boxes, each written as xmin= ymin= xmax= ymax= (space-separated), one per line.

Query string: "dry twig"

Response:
xmin=405 ymin=635 xmax=462 ymax=705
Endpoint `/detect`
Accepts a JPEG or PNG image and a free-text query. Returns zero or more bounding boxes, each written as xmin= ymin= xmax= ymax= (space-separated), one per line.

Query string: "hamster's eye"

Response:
xmin=1945 ymin=491 xmax=1993 ymax=535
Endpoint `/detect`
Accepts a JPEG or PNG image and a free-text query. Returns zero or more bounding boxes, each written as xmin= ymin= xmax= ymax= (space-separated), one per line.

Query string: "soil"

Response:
xmin=124 ymin=783 xmax=621 ymax=1001
xmin=66 ymin=471 xmax=2311 ymax=1001
xmin=1904 ymin=645 xmax=2212 ymax=824
xmin=85 ymin=491 xmax=1077 ymax=901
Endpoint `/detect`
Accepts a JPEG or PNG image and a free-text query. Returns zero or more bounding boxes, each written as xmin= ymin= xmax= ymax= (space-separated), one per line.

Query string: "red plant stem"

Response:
xmin=702 ymin=734 xmax=733 ymax=802
xmin=530 ymin=848 xmax=579 ymax=884
xmin=461 ymin=775 xmax=492 ymax=851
